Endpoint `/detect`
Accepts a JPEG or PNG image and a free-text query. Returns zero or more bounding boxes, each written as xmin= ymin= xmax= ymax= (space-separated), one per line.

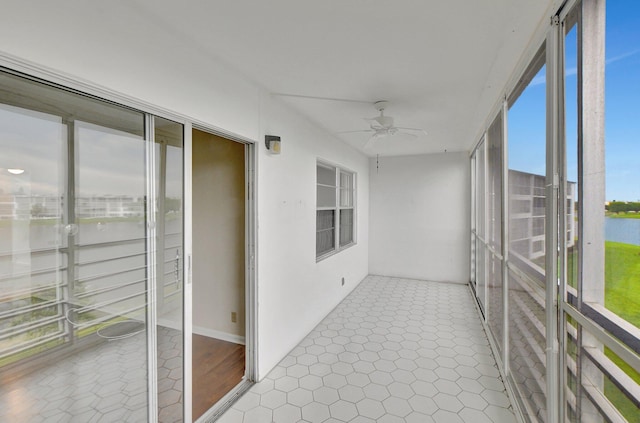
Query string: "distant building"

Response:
xmin=0 ymin=194 xmax=144 ymax=220
xmin=509 ymin=169 xmax=576 ymax=262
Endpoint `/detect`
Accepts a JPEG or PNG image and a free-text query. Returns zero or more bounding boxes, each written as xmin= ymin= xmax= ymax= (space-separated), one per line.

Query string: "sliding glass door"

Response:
xmin=0 ymin=70 xmax=184 ymax=422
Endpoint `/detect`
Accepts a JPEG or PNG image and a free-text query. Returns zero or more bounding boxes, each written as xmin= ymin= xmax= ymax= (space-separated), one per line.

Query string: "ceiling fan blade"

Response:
xmin=363 ymin=137 xmax=374 ymax=149
xmin=336 ymin=129 xmax=374 ymax=135
xmin=363 ymin=117 xmax=383 ymax=130
xmin=395 ymin=127 xmax=428 ymax=135
xmin=270 ymin=93 xmax=373 ymax=104
xmin=363 ymin=133 xmax=381 ymax=149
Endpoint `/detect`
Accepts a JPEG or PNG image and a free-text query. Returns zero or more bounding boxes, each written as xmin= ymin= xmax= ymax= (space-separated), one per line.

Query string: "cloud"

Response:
xmin=526 ymin=49 xmax=639 ymax=87
xmin=606 ymin=49 xmax=640 ymax=65
xmin=530 ymin=74 xmax=546 ymax=86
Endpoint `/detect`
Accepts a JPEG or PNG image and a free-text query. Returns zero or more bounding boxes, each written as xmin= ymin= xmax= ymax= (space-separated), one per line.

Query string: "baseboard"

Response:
xmin=156 ymin=319 xmax=246 ymax=345
xmin=368 ymin=273 xmax=468 ymax=285
xmin=193 ymin=325 xmax=245 ymax=345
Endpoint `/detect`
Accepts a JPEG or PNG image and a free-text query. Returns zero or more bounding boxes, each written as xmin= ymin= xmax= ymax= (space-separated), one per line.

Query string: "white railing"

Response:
xmin=0 ymin=235 xmax=182 ymax=366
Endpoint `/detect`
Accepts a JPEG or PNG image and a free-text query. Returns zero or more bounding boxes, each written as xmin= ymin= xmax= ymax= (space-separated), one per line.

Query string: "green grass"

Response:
xmin=604 ymin=347 xmax=640 ymax=423
xmin=563 ymin=241 xmax=639 ymax=419
xmin=603 ymin=240 xmax=640 ymax=421
xmin=605 ymin=241 xmax=640 ymax=326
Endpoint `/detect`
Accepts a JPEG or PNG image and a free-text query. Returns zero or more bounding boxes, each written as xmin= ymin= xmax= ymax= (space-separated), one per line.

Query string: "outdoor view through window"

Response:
xmin=506 ymin=2 xmax=640 ymax=420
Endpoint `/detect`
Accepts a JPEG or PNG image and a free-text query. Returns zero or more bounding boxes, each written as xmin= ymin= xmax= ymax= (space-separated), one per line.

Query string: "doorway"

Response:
xmin=191 ymin=129 xmax=247 ymax=420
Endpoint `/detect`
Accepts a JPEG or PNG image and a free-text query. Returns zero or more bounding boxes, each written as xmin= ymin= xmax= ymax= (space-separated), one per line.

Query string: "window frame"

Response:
xmin=316 ymin=160 xmax=356 ymax=261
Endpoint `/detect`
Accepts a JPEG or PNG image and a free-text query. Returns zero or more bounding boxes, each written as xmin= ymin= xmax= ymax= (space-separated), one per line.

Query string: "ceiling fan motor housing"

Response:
xmin=373 ymin=115 xmax=394 ymax=129
xmin=374 ymin=100 xmax=389 ymax=111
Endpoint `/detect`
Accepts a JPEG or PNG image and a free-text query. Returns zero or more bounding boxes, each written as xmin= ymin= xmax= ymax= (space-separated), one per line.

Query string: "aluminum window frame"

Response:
xmin=316 ymin=159 xmax=357 ymax=262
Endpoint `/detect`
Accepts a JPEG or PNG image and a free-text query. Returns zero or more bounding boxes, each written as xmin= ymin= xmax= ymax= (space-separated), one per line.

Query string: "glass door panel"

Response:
xmin=155 ymin=117 xmax=185 ymax=423
xmin=0 ymin=103 xmax=66 ymax=368
xmin=73 ymin=120 xmax=147 ymax=336
xmin=71 ymin=118 xmax=149 ymax=422
xmin=0 ymin=71 xmax=159 ymax=422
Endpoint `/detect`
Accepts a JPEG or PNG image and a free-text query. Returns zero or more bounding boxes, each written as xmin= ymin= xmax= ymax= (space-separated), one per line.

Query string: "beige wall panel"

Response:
xmin=192 ymin=129 xmax=245 ymax=340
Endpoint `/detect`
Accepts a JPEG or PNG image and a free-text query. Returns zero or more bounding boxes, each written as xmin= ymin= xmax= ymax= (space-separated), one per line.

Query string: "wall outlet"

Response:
xmin=341 ymin=277 xmax=345 ymax=286
xmin=231 ymin=312 xmax=237 ymax=323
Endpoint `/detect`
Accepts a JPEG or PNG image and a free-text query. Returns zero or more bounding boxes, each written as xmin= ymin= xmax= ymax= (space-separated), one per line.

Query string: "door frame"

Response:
xmin=187 ymin=124 xmax=257 ymax=423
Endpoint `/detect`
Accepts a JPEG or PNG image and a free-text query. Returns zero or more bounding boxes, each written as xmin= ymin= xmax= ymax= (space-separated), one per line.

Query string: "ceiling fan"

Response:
xmin=339 ymin=101 xmax=427 ymax=148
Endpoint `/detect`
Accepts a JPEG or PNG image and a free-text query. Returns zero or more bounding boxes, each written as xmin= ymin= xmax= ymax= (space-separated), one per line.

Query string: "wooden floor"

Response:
xmin=192 ymin=335 xmax=245 ymax=420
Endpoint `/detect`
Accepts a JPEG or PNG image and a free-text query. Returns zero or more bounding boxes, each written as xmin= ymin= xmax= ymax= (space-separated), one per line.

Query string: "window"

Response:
xmin=316 ymin=161 xmax=355 ymax=259
xmin=506 ymin=45 xmax=548 ymax=423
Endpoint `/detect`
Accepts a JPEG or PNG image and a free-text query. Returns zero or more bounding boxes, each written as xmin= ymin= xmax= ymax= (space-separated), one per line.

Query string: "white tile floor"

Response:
xmin=218 ymin=275 xmax=517 ymax=423
xmin=0 ymin=326 xmax=183 ymax=423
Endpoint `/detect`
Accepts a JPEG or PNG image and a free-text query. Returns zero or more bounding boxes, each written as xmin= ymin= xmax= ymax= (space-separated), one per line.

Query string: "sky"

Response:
xmin=1 ymin=103 xmax=183 ymax=200
xmin=0 ymin=105 xmax=146 ymax=198
xmin=508 ymin=1 xmax=640 ymax=202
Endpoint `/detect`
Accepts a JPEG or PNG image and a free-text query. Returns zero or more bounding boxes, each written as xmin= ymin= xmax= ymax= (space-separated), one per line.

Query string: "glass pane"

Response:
xmin=603 ymin=0 xmax=640 ymax=331
xmin=340 ymin=171 xmax=353 ymax=208
xmin=316 ymin=210 xmax=335 ymax=256
xmin=476 ymin=140 xmax=486 ymax=311
xmin=75 ymin=120 xmax=147 ymax=326
xmin=0 ymin=104 xmax=65 ymax=367
xmin=565 ymin=20 xmax=579 ymax=296
xmin=487 ymin=113 xmax=503 ymax=351
xmin=0 ymin=71 xmax=150 ymax=422
xmin=508 ymin=56 xmax=547 ymax=421
xmin=317 ymin=164 xmax=336 ymax=186
xmin=476 ymin=242 xmax=485 ymax=309
xmin=340 ymin=209 xmax=354 ymax=247
xmin=155 ymin=117 xmax=184 ymax=422
xmin=317 ymin=186 xmax=336 ymax=207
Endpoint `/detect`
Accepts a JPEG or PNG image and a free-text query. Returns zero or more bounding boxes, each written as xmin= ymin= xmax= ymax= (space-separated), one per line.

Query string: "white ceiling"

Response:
xmin=134 ymin=0 xmax=553 ymax=157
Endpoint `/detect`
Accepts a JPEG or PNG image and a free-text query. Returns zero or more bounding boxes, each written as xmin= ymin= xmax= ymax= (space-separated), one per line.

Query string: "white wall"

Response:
xmin=369 ymin=152 xmax=470 ymax=283
xmin=0 ymin=1 xmax=369 ymax=380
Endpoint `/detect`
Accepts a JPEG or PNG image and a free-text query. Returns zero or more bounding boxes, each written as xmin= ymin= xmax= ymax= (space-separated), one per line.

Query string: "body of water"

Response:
xmin=605 ymin=217 xmax=640 ymax=246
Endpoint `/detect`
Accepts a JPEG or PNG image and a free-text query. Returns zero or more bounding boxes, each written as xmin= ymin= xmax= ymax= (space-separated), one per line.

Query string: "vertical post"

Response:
xmin=156 ymin=141 xmax=167 ymax=311
xmin=335 ymin=168 xmax=340 ymax=253
xmin=546 ymin=14 xmax=561 ymax=423
xmin=580 ymin=0 xmax=606 ymax=421
xmin=557 ymin=14 xmax=569 ymax=421
xmin=183 ymin=122 xmax=193 ymax=423
xmin=581 ymin=0 xmax=605 ymax=304
xmin=483 ymin=135 xmax=489 ymax=317
xmin=470 ymin=153 xmax=476 ymax=288
xmin=501 ymin=100 xmax=510 ymax=376
xmin=145 ymin=115 xmax=158 ymax=423
xmin=63 ymin=119 xmax=76 ymax=345
xmin=245 ymin=142 xmax=258 ymax=382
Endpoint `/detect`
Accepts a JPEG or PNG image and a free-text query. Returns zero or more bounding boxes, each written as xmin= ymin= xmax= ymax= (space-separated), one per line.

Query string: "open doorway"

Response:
xmin=191 ymin=129 xmax=246 ymax=420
